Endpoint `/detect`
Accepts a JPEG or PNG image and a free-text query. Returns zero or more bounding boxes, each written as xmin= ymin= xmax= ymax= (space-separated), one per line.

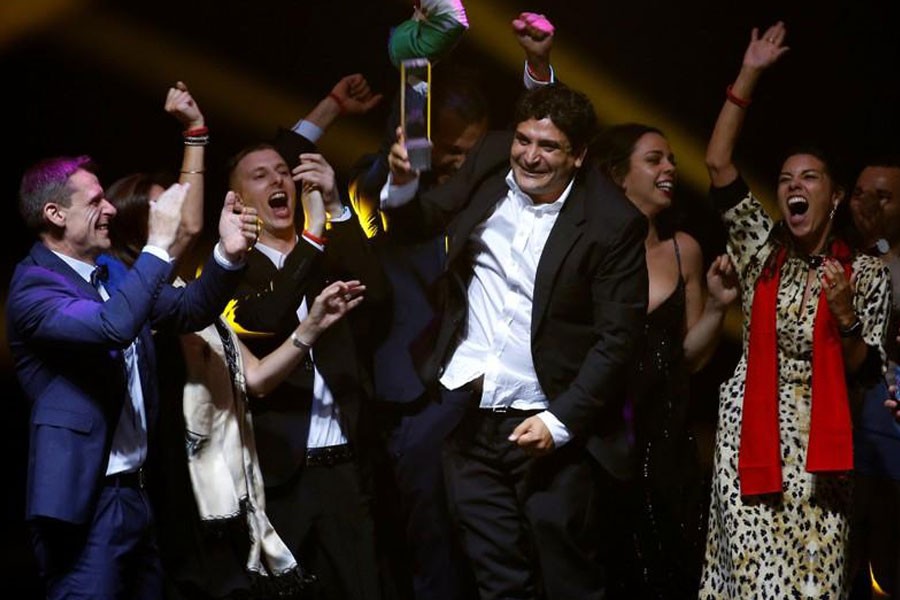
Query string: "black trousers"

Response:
xmin=378 ymin=391 xmax=477 ymax=600
xmin=265 ymin=460 xmax=380 ymax=600
xmin=442 ymin=386 xmax=616 ymax=600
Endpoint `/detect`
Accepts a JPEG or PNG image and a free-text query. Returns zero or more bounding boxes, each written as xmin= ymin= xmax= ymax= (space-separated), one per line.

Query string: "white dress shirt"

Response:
xmin=55 ymin=249 xmax=171 ymax=476
xmin=381 ymin=171 xmax=574 ymax=446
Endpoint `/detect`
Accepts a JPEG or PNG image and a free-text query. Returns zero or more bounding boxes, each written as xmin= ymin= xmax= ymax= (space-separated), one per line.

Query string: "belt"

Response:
xmin=479 ymin=407 xmax=543 ymax=417
xmin=105 ymin=468 xmax=146 ymax=489
xmin=305 ymin=444 xmax=354 ymax=468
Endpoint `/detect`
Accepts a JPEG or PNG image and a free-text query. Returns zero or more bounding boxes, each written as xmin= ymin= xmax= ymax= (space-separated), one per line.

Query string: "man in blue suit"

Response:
xmin=7 ymin=155 xmax=259 ymax=599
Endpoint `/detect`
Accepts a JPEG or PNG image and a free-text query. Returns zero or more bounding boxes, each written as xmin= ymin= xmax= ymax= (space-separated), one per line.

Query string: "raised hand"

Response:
xmin=147 ymin=182 xmax=189 ymax=251
xmin=218 ymin=191 xmax=260 ymax=261
xmin=744 ymin=21 xmax=790 ymax=70
xmin=298 ymin=280 xmax=366 ymax=342
xmin=164 ymin=81 xmax=204 ymax=129
xmin=388 ymin=126 xmax=416 ymax=186
xmin=330 ymin=73 xmax=383 ymax=116
xmin=293 ymin=153 xmax=341 ymax=217
xmin=821 ymin=257 xmax=857 ymax=326
xmin=512 ymin=12 xmax=554 ymax=75
xmin=706 ymin=254 xmax=739 ymax=309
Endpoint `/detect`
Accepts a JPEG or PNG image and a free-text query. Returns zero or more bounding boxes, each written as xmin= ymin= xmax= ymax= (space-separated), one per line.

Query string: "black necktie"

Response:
xmin=90 ymin=263 xmax=109 ymax=289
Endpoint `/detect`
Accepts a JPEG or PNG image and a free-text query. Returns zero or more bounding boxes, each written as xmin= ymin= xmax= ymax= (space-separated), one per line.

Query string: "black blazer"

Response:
xmin=387 ymin=131 xmax=648 ymax=478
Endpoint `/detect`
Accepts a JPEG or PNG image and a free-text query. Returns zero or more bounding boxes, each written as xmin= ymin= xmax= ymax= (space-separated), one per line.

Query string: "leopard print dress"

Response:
xmin=698 ymin=182 xmax=891 ymax=599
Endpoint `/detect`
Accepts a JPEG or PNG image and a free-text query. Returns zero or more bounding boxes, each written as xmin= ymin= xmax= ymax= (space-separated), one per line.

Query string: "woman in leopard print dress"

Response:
xmin=698 ymin=22 xmax=891 ymax=599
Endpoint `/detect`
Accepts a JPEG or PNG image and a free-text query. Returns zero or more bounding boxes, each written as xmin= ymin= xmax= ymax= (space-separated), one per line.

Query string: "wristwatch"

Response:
xmin=838 ymin=318 xmax=863 ymax=338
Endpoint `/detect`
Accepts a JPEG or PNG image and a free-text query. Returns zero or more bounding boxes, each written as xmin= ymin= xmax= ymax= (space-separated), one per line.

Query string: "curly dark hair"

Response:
xmin=512 ymin=83 xmax=598 ymax=153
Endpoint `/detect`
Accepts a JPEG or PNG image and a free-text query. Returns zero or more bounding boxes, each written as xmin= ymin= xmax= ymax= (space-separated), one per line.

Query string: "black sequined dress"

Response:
xmin=627 ymin=240 xmax=708 ymax=599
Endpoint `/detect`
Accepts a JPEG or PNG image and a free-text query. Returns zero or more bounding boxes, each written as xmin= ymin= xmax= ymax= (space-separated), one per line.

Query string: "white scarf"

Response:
xmin=180 ymin=316 xmax=306 ymax=590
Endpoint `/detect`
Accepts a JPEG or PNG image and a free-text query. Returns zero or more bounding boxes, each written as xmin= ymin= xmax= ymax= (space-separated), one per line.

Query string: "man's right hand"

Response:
xmin=146 ymin=182 xmax=189 ymax=251
xmin=389 ymin=126 xmax=417 ymax=186
xmin=512 ymin=12 xmax=554 ymax=80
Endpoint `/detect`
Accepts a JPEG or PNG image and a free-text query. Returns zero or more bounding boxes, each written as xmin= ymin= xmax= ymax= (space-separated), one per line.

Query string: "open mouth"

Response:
xmin=787 ymin=196 xmax=809 ymax=216
xmin=656 ymin=180 xmax=675 ymax=195
xmin=268 ymin=191 xmax=288 ymax=209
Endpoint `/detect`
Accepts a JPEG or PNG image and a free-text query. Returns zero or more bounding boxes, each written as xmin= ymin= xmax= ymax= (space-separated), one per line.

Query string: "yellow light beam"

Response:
xmin=0 ymin=0 xmax=88 ymax=49
xmin=461 ymin=0 xmax=771 ymax=207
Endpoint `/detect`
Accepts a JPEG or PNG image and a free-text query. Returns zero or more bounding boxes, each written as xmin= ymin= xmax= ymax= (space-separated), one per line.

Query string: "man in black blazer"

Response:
xmin=224 ymin=130 xmax=389 ymax=600
xmin=383 ymin=83 xmax=648 ymax=600
xmin=351 ymin=18 xmax=558 ymax=600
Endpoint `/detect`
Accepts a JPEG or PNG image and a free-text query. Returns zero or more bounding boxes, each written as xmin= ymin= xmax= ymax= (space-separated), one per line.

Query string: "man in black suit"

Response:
xmin=351 ymin=16 xmax=557 ymax=600
xmin=224 ymin=128 xmax=389 ymax=600
xmin=382 ymin=83 xmax=648 ymax=600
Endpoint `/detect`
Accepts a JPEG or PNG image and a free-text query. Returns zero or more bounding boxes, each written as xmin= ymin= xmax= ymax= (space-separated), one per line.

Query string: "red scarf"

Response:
xmin=738 ymin=240 xmax=855 ymax=496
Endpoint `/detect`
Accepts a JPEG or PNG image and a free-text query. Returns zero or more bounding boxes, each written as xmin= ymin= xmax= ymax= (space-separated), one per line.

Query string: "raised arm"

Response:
xmin=512 ymin=12 xmax=555 ymax=85
xmin=151 ymin=191 xmax=256 ymax=333
xmin=164 ymin=81 xmax=207 ymax=259
xmin=302 ymin=73 xmax=383 ymax=135
xmin=684 ymin=253 xmax=739 ymax=371
xmin=241 ymin=280 xmax=365 ymax=396
xmin=706 ymin=22 xmax=789 ymax=187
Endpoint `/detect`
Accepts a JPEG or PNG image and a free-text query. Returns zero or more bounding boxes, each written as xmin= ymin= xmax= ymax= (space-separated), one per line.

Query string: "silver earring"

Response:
xmin=829 ymin=205 xmax=837 ymax=220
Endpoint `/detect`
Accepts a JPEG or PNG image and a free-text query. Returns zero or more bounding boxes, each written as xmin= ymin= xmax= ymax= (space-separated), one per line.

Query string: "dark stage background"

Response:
xmin=2 ymin=0 xmax=899 ymax=594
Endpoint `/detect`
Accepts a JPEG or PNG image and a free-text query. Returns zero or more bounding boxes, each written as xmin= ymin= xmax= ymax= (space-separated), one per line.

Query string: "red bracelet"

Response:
xmin=183 ymin=125 xmax=209 ymax=137
xmin=525 ymin=61 xmax=551 ymax=83
xmin=302 ymin=229 xmax=328 ymax=245
xmin=725 ymin=85 xmax=751 ymax=109
xmin=327 ymin=92 xmax=345 ymax=114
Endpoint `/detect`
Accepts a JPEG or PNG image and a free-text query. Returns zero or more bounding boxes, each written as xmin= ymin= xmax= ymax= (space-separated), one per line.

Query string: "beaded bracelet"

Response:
xmin=184 ymin=135 xmax=210 ymax=146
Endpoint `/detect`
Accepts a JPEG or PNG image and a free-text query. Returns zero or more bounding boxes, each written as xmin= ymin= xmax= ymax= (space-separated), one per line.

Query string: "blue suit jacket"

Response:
xmin=7 ymin=242 xmax=242 ymax=524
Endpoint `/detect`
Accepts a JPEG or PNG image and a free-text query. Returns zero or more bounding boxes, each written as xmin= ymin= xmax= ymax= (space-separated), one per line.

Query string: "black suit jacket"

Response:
xmin=229 ymin=129 xmax=390 ymax=485
xmin=387 ymin=131 xmax=648 ymax=479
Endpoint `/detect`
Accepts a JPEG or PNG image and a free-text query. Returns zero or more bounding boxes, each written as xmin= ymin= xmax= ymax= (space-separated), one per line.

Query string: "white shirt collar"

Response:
xmin=254 ymin=235 xmax=299 ymax=269
xmin=504 ymin=169 xmax=574 ymax=214
xmin=52 ymin=250 xmax=96 ymax=284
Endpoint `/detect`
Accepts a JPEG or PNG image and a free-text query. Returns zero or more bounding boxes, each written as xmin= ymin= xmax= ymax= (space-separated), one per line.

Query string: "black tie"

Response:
xmin=90 ymin=263 xmax=109 ymax=289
